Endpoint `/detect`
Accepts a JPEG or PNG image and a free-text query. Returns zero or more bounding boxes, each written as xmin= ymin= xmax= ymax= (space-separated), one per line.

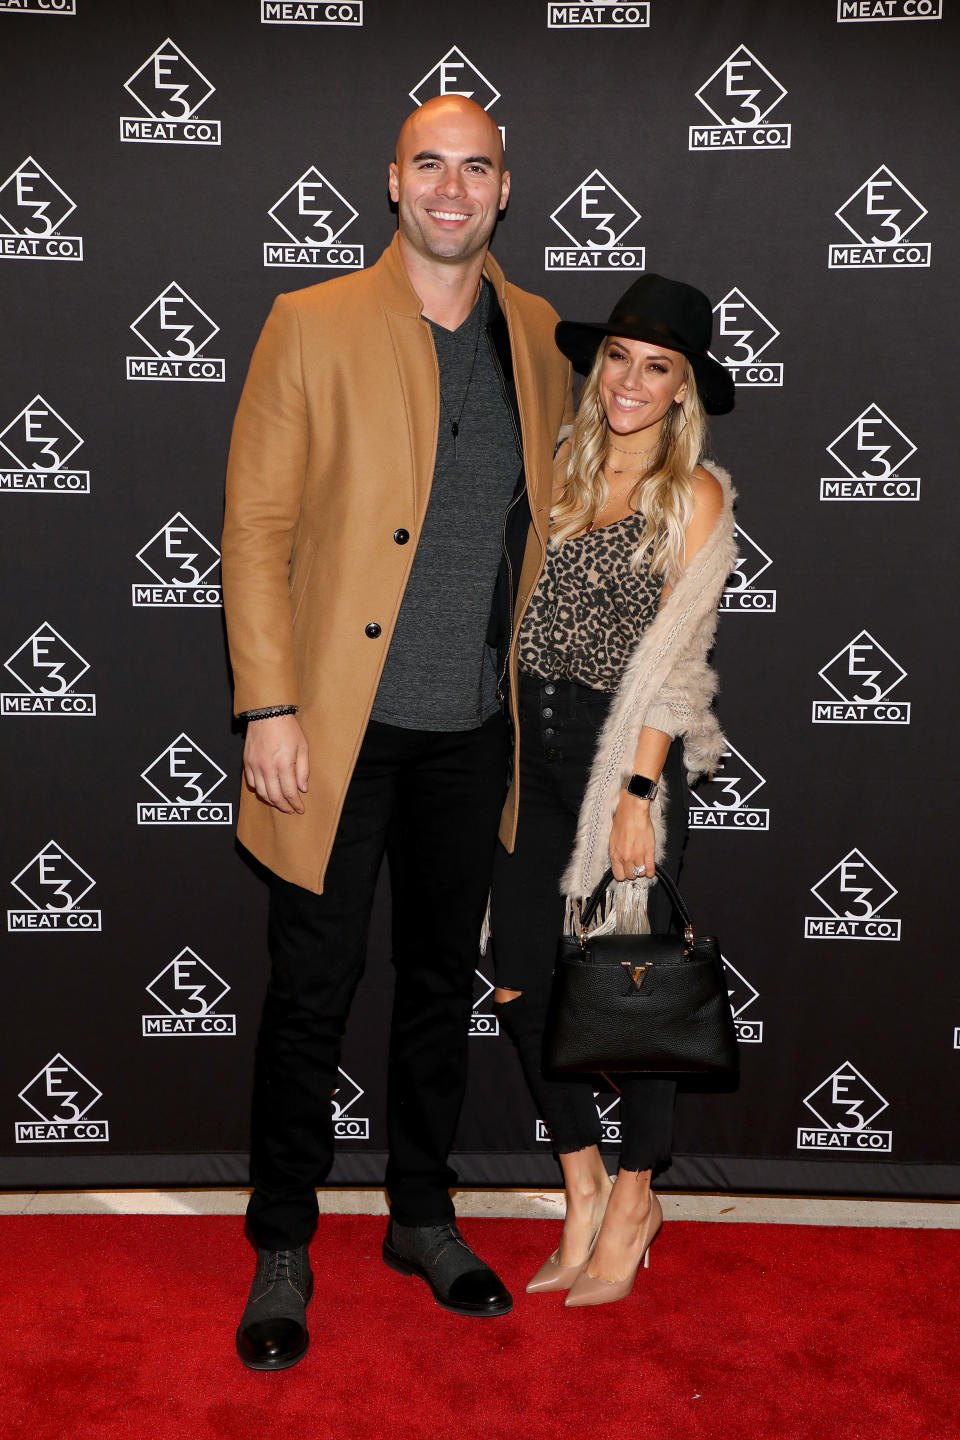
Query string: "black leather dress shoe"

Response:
xmin=382 ymin=1219 xmax=513 ymax=1317
xmin=236 ymin=1244 xmax=314 ymax=1371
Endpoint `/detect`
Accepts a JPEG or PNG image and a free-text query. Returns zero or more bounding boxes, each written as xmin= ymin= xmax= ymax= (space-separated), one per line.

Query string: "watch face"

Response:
xmin=628 ymin=775 xmax=657 ymax=799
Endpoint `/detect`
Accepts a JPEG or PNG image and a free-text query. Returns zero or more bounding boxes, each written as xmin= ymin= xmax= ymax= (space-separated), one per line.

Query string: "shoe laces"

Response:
xmin=259 ymin=1246 xmax=305 ymax=1289
xmin=416 ymin=1223 xmax=470 ymax=1265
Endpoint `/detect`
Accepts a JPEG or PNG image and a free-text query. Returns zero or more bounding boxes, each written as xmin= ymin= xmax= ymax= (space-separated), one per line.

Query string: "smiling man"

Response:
xmin=221 ymin=95 xmax=571 ymax=1371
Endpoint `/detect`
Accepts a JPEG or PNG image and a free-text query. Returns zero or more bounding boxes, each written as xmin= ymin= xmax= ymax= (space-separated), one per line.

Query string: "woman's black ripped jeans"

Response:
xmin=490 ymin=672 xmax=688 ymax=1172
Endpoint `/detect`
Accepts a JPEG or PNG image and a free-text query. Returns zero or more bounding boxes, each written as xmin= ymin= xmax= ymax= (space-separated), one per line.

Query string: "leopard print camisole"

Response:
xmin=517 ymin=512 xmax=662 ymax=692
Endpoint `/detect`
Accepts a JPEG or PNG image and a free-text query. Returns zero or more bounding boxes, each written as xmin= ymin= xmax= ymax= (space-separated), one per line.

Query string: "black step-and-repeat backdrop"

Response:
xmin=3 ymin=0 xmax=958 ymax=1198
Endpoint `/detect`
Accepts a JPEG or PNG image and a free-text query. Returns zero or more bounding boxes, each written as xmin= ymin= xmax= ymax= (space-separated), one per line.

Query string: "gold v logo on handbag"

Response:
xmin=622 ymin=961 xmax=649 ymax=990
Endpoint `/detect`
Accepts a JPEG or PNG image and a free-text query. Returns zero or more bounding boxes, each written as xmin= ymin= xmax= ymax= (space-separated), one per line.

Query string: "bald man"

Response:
xmin=222 ymin=96 xmax=572 ymax=1369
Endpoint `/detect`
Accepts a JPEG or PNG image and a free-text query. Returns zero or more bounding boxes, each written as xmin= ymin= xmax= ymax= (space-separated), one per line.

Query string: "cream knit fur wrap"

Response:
xmin=561 ymin=461 xmax=738 ymax=935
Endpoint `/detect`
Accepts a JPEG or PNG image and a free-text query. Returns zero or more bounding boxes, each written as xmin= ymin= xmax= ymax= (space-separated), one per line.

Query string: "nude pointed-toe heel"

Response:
xmin=525 ymin=1249 xmax=590 ymax=1294
xmin=564 ymin=1192 xmax=663 ymax=1309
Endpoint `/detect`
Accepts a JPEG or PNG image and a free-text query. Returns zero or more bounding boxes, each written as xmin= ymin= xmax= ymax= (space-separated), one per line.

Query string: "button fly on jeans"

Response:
xmin=542 ymin=707 xmax=553 ymax=719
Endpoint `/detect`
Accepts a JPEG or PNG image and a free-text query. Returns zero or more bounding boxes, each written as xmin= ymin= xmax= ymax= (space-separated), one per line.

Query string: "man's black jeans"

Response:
xmin=246 ymin=712 xmax=510 ymax=1251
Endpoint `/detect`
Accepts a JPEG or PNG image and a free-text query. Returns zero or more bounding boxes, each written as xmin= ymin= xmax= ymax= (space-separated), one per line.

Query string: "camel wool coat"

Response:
xmin=221 ymin=234 xmax=572 ymax=893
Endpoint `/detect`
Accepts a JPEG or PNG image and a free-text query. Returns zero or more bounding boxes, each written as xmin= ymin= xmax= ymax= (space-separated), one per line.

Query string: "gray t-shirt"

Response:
xmin=371 ymin=282 xmax=521 ymax=731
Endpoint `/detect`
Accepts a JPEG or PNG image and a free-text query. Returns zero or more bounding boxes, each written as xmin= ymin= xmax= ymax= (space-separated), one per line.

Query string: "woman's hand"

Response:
xmin=608 ymin=791 xmax=656 ymax=881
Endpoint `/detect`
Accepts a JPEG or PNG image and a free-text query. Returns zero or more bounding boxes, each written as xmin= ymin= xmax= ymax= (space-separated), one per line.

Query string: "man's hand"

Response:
xmin=243 ymin=714 xmax=310 ymax=814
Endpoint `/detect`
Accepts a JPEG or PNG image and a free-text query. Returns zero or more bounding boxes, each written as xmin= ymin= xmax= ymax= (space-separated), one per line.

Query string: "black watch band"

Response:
xmin=626 ymin=773 xmax=659 ymax=801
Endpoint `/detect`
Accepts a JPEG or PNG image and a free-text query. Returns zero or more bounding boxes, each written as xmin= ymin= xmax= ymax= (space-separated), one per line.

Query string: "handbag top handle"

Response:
xmin=579 ymin=867 xmax=694 ymax=939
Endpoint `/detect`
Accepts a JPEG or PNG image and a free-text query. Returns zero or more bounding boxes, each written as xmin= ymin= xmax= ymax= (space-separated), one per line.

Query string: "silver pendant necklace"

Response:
xmin=437 ymin=295 xmax=483 ymax=463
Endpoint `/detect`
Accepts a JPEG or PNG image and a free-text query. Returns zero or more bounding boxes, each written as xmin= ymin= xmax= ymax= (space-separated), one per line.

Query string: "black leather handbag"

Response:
xmin=543 ymin=868 xmax=739 ymax=1076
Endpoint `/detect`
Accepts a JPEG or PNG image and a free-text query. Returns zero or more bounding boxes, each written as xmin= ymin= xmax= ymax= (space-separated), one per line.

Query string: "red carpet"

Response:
xmin=3 ymin=1214 xmax=957 ymax=1440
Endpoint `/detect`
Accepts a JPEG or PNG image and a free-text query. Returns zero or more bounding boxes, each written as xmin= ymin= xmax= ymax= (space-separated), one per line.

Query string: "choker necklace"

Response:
xmin=607 ymin=437 xmax=658 ymax=458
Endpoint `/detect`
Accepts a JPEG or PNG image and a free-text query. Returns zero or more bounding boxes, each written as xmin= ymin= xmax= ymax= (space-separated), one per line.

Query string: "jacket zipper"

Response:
xmin=486 ymin=326 xmax=525 ymax=704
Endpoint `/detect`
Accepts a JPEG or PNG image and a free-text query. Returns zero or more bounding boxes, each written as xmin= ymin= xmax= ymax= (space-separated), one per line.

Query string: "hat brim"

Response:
xmin=555 ymin=319 xmax=735 ymax=416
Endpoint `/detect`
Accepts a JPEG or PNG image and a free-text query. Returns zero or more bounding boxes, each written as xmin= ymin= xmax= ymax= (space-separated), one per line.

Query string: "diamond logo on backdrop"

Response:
xmin=5 ymin=622 xmax=89 ymax=695
xmin=812 ymin=631 xmax=911 ymax=726
xmin=836 ymin=165 xmax=926 ymax=245
xmin=142 ymin=948 xmax=237 ymax=1037
xmin=720 ymin=525 xmax=776 ymax=612
xmin=15 ymin=1054 xmax=109 ymax=1143
xmin=810 ymin=849 xmax=897 ymax=921
xmin=331 ymin=1066 xmax=370 ymax=1139
xmin=818 ymin=632 xmax=905 ymax=704
xmin=137 ymin=734 xmax=233 ymax=825
xmin=821 ymin=405 xmax=921 ymax=502
xmin=0 ymin=396 xmax=83 ymax=471
xmin=550 ymin=171 xmax=641 ymax=249
xmin=269 ymin=168 xmax=357 ymax=246
xmin=690 ymin=739 xmax=768 ymax=822
xmin=149 ymin=952 xmax=228 ymax=1018
xmin=710 ymin=288 xmax=783 ymax=386
xmin=470 ymin=966 xmax=498 ymax=1037
xmin=0 ymin=157 xmax=83 ymax=260
xmin=0 ymin=157 xmax=75 ymax=236
xmin=263 ymin=167 xmax=365 ymax=271
xmin=829 ymin=165 xmax=931 ymax=269
xmin=538 ymin=1092 xmax=620 ymax=1145
xmin=131 ymin=516 xmax=223 ymax=608
xmin=695 ymin=45 xmax=786 ymax=127
xmin=689 ymin=48 xmax=791 ymax=150
xmin=146 ymin=949 xmax=230 ymax=1017
xmin=126 ymin=284 xmax=225 ymax=382
xmin=722 ymin=955 xmax=764 ymax=1043
xmin=142 ymin=734 xmax=226 ymax=804
xmin=804 ymin=849 xmax=902 ymax=941
xmin=704 ymin=741 xmax=766 ymax=806
xmin=728 ymin=527 xmax=772 ymax=591
xmin=545 ymin=171 xmax=645 ymax=272
xmin=2 ymin=623 xmax=96 ymax=717
xmin=409 ymin=47 xmax=500 ymax=111
xmin=826 ymin=406 xmax=916 ymax=479
xmin=803 ymin=1063 xmax=888 ymax=1132
xmin=724 ymin=960 xmax=758 ymax=1017
xmin=136 ymin=514 xmax=220 ymax=587
xmin=124 ymin=39 xmax=214 ymax=120
xmin=130 ymin=284 xmax=219 ymax=360
xmin=19 ymin=1054 xmax=100 ymax=1122
xmin=797 ymin=1062 xmax=893 ymax=1152
xmin=11 ymin=840 xmax=95 ymax=913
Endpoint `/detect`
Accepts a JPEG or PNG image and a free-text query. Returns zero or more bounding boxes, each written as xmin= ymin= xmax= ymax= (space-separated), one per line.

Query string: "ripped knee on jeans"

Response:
xmin=493 ymin=987 xmax=523 ymax=1005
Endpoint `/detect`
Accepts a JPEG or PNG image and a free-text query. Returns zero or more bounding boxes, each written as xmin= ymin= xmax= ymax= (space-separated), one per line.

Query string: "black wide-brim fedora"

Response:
xmin=555 ymin=272 xmax=735 ymax=415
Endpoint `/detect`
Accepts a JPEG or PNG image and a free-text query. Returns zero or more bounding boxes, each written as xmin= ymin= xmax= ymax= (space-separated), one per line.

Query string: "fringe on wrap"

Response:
xmin=561 ymin=462 xmax=738 ymax=932
xmin=563 ymin=772 xmax=669 ymax=938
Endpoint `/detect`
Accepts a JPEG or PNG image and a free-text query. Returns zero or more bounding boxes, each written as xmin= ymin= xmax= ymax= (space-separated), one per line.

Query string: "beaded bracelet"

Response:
xmin=240 ymin=705 xmax=299 ymax=722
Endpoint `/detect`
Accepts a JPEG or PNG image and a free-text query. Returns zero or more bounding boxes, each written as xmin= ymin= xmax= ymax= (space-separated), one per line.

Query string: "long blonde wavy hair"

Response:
xmin=550 ymin=341 xmax=708 ymax=585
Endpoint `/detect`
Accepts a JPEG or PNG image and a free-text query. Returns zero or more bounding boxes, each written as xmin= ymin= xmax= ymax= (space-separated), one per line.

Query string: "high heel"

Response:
xmin=526 ymin=1249 xmax=591 ymax=1294
xmin=526 ymin=1179 xmax=613 ymax=1294
xmin=564 ymin=1192 xmax=662 ymax=1308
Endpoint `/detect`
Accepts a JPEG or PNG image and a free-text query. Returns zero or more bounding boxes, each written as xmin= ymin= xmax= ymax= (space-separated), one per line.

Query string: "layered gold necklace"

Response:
xmin=585 ymin=443 xmax=657 ymax=533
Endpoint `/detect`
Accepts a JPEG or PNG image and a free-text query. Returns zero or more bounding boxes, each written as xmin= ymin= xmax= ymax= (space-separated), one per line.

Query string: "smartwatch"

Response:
xmin=626 ymin=773 xmax=659 ymax=801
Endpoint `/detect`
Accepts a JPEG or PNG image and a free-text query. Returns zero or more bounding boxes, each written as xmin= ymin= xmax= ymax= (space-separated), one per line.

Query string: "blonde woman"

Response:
xmin=490 ymin=274 xmax=737 ymax=1307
